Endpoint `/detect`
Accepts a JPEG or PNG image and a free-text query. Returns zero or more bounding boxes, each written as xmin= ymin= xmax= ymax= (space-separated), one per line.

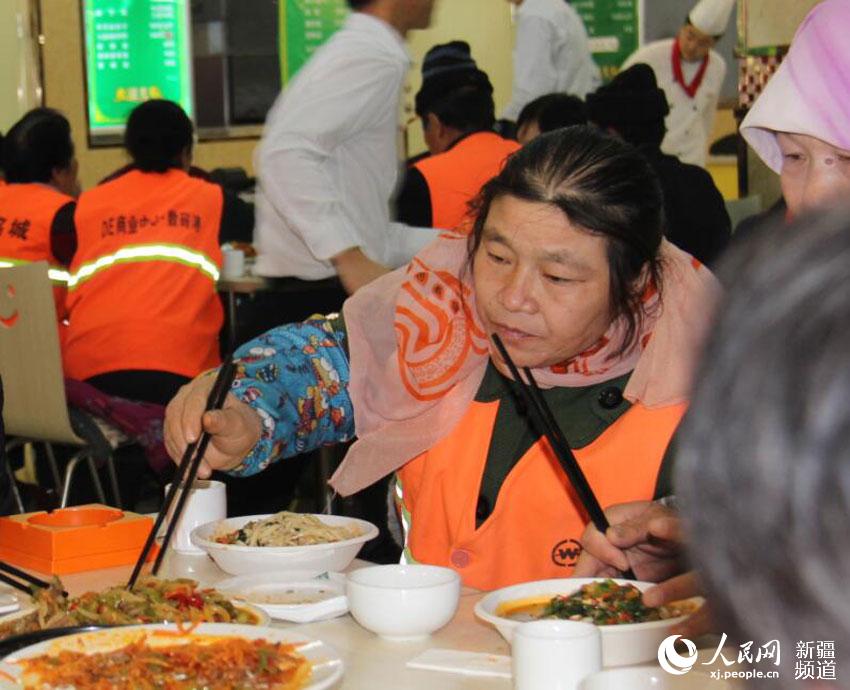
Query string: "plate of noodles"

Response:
xmin=0 ymin=622 xmax=343 ymax=690
xmin=190 ymin=512 xmax=379 ymax=575
xmin=0 ymin=577 xmax=269 ymax=643
xmin=475 ymin=578 xmax=703 ymax=667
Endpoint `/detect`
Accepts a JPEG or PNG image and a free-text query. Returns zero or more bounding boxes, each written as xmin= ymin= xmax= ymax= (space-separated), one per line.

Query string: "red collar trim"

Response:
xmin=671 ymin=37 xmax=709 ymax=99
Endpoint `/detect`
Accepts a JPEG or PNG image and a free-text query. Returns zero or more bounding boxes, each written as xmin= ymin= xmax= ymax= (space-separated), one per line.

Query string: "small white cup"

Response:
xmin=163 ymin=480 xmax=226 ymax=554
xmin=513 ymin=620 xmax=602 ymax=690
xmin=221 ymin=248 xmax=245 ymax=279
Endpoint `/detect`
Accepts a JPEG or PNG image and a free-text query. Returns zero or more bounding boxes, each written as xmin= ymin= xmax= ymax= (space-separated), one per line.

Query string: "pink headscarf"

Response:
xmin=329 ymin=231 xmax=719 ymax=497
xmin=740 ymin=0 xmax=850 ymax=173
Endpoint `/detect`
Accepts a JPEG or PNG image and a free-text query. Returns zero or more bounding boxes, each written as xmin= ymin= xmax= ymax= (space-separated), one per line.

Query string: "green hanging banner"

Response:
xmin=82 ymin=0 xmax=193 ymax=139
xmin=569 ymin=0 xmax=642 ymax=82
xmin=279 ymin=0 xmax=350 ymax=86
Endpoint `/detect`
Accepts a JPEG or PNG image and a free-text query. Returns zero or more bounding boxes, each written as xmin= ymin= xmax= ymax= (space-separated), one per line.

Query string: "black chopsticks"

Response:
xmin=0 ymin=561 xmax=66 ymax=597
xmin=127 ymin=359 xmax=237 ymax=588
xmin=491 ymin=334 xmax=636 ymax=580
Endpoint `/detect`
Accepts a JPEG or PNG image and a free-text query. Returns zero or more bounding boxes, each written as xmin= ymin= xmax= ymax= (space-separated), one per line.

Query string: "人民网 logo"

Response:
xmin=551 ymin=538 xmax=582 ymax=567
xmin=658 ymin=634 xmax=699 ymax=675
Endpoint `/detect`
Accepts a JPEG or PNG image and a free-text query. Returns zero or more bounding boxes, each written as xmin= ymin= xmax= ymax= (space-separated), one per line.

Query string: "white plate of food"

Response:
xmin=191 ymin=511 xmax=379 ymax=575
xmin=475 ymin=578 xmax=702 ymax=667
xmin=215 ymin=571 xmax=348 ymax=623
xmin=0 ymin=622 xmax=343 ymax=690
xmin=1 ymin=576 xmax=270 ymax=639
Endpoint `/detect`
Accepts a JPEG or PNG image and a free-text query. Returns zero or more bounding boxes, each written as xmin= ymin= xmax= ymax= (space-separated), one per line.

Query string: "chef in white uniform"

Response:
xmin=621 ymin=0 xmax=735 ymax=167
xmin=502 ymin=0 xmax=601 ymax=122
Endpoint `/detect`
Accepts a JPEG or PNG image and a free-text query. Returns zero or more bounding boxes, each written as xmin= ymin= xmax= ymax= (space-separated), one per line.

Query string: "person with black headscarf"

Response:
xmin=587 ymin=64 xmax=731 ymax=267
xmin=395 ymin=41 xmax=519 ymax=230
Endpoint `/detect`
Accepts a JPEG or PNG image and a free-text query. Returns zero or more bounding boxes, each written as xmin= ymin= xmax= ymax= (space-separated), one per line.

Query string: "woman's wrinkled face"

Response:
xmin=778 ymin=132 xmax=850 ymax=218
xmin=473 ymin=195 xmax=613 ymax=374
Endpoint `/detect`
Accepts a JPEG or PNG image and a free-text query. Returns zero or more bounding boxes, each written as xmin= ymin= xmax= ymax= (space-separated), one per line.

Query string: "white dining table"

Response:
xmin=54 ymin=553 xmax=739 ymax=690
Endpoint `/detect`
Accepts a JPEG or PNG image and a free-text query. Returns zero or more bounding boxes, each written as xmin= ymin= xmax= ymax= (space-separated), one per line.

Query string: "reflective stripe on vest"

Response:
xmin=65 ymin=243 xmax=220 ymax=291
xmin=397 ymin=399 xmax=685 ymax=590
xmin=0 ymin=257 xmax=70 ymax=284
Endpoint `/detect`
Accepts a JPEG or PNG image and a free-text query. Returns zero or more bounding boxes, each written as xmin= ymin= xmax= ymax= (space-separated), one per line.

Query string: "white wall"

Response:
xmin=0 ymin=0 xmax=42 ymax=133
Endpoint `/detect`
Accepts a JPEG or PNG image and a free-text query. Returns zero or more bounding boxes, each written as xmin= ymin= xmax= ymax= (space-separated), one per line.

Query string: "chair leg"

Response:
xmin=85 ymin=455 xmax=107 ymax=505
xmin=105 ymin=455 xmax=122 ymax=509
xmin=2 ymin=451 xmax=25 ymax=514
xmin=60 ymin=451 xmax=87 ymax=508
xmin=43 ymin=443 xmax=63 ymax=494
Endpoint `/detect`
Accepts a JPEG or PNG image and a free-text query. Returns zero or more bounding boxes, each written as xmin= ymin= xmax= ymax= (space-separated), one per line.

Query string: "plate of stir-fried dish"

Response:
xmin=0 ymin=577 xmax=268 ymax=642
xmin=0 ymin=623 xmax=343 ymax=690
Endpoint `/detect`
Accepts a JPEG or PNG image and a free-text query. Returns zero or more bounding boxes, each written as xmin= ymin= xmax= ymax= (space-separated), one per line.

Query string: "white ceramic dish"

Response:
xmin=580 ymin=666 xmax=734 ymax=689
xmin=0 ymin=592 xmax=21 ymax=616
xmin=346 ymin=564 xmax=461 ymax=641
xmin=190 ymin=513 xmax=378 ymax=575
xmin=0 ymin=622 xmax=343 ymax=690
xmin=215 ymin=571 xmax=348 ymax=623
xmin=474 ymin=578 xmax=698 ymax=667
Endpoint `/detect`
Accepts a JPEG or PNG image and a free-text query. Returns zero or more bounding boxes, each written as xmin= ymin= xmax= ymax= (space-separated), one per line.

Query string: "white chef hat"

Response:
xmin=688 ymin=0 xmax=735 ymax=37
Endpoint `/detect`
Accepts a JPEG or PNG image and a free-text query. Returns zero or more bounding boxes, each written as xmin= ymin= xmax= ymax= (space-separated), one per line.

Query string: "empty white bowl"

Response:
xmin=474 ymin=578 xmax=699 ymax=667
xmin=346 ymin=564 xmax=461 ymax=641
xmin=190 ymin=513 xmax=378 ymax=575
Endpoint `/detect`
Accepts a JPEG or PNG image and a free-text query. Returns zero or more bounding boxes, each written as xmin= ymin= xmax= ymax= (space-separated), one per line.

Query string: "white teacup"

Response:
xmin=221 ymin=248 xmax=245 ymax=279
xmin=513 ymin=620 xmax=602 ymax=690
xmin=163 ymin=480 xmax=226 ymax=554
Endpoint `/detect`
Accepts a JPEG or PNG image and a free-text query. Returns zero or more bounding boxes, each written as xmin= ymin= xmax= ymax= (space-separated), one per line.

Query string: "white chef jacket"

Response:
xmin=253 ymin=13 xmax=438 ymax=280
xmin=502 ymin=0 xmax=601 ymax=121
xmin=622 ymin=38 xmax=726 ymax=168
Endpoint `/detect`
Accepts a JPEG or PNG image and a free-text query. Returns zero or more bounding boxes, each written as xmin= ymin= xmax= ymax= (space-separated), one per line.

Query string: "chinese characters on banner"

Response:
xmin=279 ymin=0 xmax=349 ymax=86
xmin=82 ymin=0 xmax=193 ymax=136
xmin=569 ymin=0 xmax=641 ymax=82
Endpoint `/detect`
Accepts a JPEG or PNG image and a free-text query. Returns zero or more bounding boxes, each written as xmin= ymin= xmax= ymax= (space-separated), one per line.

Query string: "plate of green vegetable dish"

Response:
xmin=474 ymin=578 xmax=702 ymax=667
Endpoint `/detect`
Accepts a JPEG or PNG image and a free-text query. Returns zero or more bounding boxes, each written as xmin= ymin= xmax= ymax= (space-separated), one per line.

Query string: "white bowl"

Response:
xmin=190 ymin=513 xmax=378 ymax=575
xmin=474 ymin=578 xmax=698 ymax=668
xmin=580 ymin=666 xmax=733 ymax=689
xmin=346 ymin=564 xmax=461 ymax=641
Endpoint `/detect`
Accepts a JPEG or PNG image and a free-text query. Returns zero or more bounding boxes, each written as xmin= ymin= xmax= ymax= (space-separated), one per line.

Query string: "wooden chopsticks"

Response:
xmin=127 ymin=359 xmax=237 ymax=588
xmin=0 ymin=560 xmax=66 ymax=597
xmin=491 ymin=334 xmax=636 ymax=580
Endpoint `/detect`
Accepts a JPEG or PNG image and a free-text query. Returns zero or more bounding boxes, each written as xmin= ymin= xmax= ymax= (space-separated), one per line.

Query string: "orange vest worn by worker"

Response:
xmin=0 ymin=183 xmax=74 ymax=320
xmin=413 ymin=132 xmax=520 ymax=230
xmin=63 ymin=168 xmax=224 ymax=381
xmin=396 ymin=399 xmax=685 ymax=590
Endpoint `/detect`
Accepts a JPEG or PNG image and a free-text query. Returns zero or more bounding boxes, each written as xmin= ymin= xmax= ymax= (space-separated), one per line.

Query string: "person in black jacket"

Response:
xmin=587 ymin=64 xmax=731 ymax=268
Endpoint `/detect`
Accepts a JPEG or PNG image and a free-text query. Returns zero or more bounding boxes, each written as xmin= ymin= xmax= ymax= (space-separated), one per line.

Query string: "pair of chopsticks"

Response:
xmin=127 ymin=359 xmax=237 ymax=589
xmin=491 ymin=335 xmax=636 ymax=580
xmin=0 ymin=561 xmax=67 ymax=597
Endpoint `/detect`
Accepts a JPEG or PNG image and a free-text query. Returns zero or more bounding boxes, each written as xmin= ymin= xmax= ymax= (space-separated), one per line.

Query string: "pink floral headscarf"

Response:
xmin=740 ymin=0 xmax=850 ymax=173
xmin=329 ymin=231 xmax=719 ymax=496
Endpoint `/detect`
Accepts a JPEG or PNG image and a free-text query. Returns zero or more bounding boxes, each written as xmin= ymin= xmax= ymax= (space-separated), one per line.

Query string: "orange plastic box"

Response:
xmin=0 ymin=504 xmax=157 ymax=574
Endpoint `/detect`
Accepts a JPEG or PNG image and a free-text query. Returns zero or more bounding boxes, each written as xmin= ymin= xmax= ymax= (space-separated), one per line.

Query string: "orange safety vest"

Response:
xmin=0 ymin=182 xmax=74 ymax=320
xmin=396 ymin=398 xmax=685 ymax=591
xmin=413 ymin=132 xmax=520 ymax=230
xmin=63 ymin=168 xmax=224 ymax=381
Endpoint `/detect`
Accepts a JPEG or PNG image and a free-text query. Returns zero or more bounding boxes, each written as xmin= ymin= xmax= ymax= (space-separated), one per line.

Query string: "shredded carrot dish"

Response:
xmin=18 ymin=636 xmax=311 ymax=690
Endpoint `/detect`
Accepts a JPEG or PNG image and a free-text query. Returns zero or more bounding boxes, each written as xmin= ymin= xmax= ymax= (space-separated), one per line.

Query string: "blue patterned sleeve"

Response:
xmin=225 ymin=316 xmax=355 ymax=476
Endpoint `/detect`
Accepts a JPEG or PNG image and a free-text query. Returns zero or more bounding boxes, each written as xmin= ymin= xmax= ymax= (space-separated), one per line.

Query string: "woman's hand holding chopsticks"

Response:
xmin=163 ymin=371 xmax=262 ymax=477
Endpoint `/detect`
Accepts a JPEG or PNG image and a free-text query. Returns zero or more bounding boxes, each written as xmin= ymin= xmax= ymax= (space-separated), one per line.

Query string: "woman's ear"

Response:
xmin=51 ymin=158 xmax=81 ymax=198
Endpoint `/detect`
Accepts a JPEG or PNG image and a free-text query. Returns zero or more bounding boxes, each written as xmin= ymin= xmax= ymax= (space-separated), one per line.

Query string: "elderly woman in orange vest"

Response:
xmin=164 ymin=126 xmax=718 ymax=590
xmin=0 ymin=108 xmax=80 ymax=320
xmin=63 ymin=100 xmax=223 ymax=406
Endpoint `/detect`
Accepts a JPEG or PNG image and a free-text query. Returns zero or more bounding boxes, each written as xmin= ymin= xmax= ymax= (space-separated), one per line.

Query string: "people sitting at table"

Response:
xmin=0 ymin=108 xmax=80 ymax=321
xmin=574 ymin=0 xmax=850 ymax=638
xmin=62 ymin=99 xmax=224 ymax=406
xmin=586 ymin=64 xmax=731 ymax=267
xmin=515 ymin=93 xmax=587 ymax=145
xmin=396 ymin=41 xmax=519 ymax=230
xmin=163 ymin=126 xmax=719 ymax=590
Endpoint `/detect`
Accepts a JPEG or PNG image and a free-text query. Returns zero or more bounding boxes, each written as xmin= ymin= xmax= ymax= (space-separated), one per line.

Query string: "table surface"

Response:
xmin=47 ymin=553 xmax=744 ymax=690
